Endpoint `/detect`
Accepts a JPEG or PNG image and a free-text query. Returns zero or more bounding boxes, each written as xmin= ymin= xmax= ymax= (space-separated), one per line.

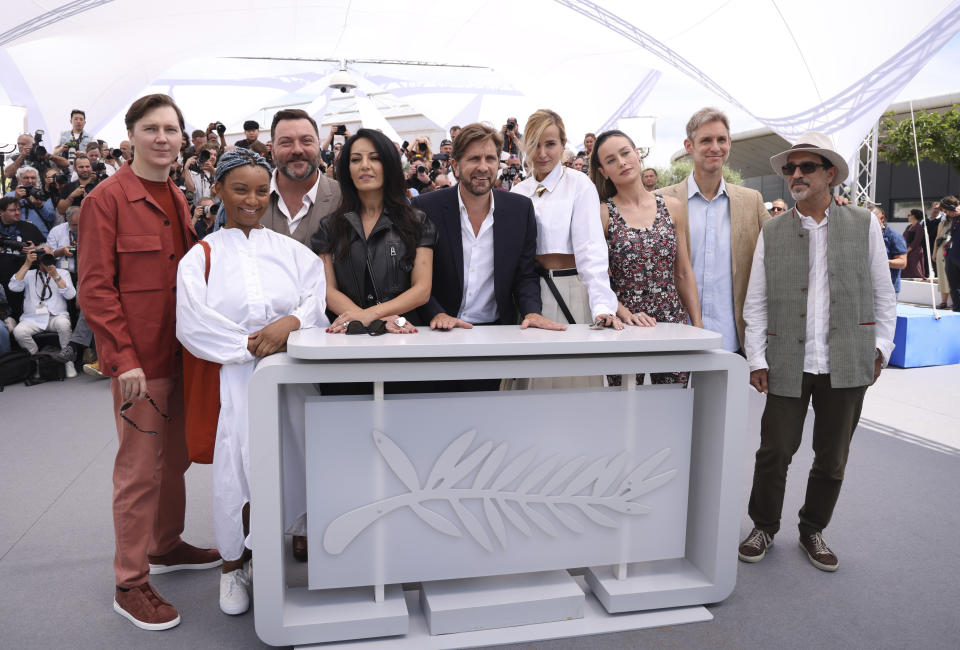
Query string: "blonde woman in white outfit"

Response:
xmin=509 ymin=109 xmax=622 ymax=389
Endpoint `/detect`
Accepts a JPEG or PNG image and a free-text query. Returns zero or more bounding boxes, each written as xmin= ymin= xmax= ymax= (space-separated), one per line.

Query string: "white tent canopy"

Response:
xmin=3 ymin=0 xmax=959 ymax=168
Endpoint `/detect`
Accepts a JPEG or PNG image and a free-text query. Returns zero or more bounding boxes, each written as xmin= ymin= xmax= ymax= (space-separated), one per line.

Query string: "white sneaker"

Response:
xmin=219 ymin=568 xmax=250 ymax=615
xmin=64 ymin=361 xmax=78 ymax=378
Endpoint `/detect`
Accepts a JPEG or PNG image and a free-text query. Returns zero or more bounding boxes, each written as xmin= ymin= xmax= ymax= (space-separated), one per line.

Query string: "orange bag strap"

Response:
xmin=198 ymin=240 xmax=211 ymax=283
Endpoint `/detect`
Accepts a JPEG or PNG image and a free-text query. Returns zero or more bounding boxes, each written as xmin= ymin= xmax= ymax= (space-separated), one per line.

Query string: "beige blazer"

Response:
xmin=656 ymin=178 xmax=769 ymax=348
xmin=259 ymin=173 xmax=341 ymax=248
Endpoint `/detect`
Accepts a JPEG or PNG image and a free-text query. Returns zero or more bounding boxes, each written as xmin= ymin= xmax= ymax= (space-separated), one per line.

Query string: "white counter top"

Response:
xmin=286 ymin=323 xmax=722 ymax=360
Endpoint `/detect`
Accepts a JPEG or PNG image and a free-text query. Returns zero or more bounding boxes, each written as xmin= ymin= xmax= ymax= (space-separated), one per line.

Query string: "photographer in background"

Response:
xmin=53 ymin=110 xmax=93 ymax=168
xmin=206 ymin=121 xmax=227 ymax=153
xmin=496 ymin=153 xmax=525 ymax=191
xmin=190 ymin=196 xmax=217 ymax=239
xmin=234 ymin=120 xmax=260 ymax=149
xmin=6 ymin=166 xmax=57 ymax=237
xmin=183 ymin=129 xmax=206 ymax=161
xmin=1 ymin=196 xmax=49 ymax=316
xmin=406 ymin=158 xmax=433 ymax=195
xmin=57 ymin=154 xmax=99 ymax=216
xmin=84 ymin=142 xmax=115 ymax=178
xmin=48 ymin=206 xmax=80 ymax=279
xmin=501 ymin=117 xmax=521 ymax=156
xmin=8 ymin=247 xmax=78 ymax=377
xmin=184 ymin=144 xmax=218 ymax=206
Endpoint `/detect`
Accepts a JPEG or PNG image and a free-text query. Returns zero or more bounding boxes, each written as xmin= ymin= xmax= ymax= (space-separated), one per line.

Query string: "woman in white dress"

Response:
xmin=176 ymin=148 xmax=328 ymax=616
xmin=509 ymin=109 xmax=622 ymax=388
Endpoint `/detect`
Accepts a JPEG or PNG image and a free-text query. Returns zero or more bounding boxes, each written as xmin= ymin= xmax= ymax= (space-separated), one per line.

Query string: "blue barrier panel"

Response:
xmin=889 ymin=305 xmax=960 ymax=368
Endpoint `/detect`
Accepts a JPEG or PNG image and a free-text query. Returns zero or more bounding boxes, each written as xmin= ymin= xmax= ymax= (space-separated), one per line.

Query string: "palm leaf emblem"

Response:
xmin=323 ymin=429 xmax=677 ymax=555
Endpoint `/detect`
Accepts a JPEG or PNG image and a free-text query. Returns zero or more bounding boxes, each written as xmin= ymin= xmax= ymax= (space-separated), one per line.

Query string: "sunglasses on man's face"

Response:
xmin=782 ymin=162 xmax=829 ymax=176
xmin=119 ymin=393 xmax=171 ymax=435
xmin=771 ymin=206 xmax=786 ymax=213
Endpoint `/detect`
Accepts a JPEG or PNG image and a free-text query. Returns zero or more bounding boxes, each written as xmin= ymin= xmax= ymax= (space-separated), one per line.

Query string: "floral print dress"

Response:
xmin=606 ymin=194 xmax=687 ymax=386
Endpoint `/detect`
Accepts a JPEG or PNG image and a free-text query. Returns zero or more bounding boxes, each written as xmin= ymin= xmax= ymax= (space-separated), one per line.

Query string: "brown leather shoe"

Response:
xmin=738 ymin=527 xmax=774 ymax=562
xmin=292 ymin=535 xmax=308 ymax=562
xmin=799 ymin=532 xmax=839 ymax=571
xmin=114 ymin=582 xmax=180 ymax=630
xmin=148 ymin=540 xmax=222 ymax=574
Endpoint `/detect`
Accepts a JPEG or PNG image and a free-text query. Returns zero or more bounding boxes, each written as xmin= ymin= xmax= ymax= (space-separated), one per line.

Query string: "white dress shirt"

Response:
xmin=270 ymin=170 xmax=320 ymax=235
xmin=743 ymin=206 xmax=897 ymax=373
xmin=457 ymin=186 xmax=498 ymax=324
xmin=686 ymin=175 xmax=739 ymax=352
xmin=8 ymin=268 xmax=76 ymax=328
xmin=512 ymin=162 xmax=616 ymax=320
xmin=46 ymin=222 xmax=76 ymax=273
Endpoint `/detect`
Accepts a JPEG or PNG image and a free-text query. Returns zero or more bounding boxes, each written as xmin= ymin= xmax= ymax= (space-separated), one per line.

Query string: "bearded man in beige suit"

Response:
xmin=656 ymin=107 xmax=768 ymax=352
xmin=260 ymin=108 xmax=341 ymax=246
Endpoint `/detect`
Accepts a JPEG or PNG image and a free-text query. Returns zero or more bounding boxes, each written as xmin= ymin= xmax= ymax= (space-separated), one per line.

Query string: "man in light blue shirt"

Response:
xmin=657 ymin=108 xmax=769 ymax=352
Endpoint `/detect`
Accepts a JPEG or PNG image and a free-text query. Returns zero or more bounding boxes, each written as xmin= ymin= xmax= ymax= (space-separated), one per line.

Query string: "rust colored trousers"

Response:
xmin=110 ymin=375 xmax=189 ymax=588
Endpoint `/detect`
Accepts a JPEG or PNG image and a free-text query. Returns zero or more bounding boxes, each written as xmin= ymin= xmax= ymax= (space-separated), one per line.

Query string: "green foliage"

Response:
xmin=655 ymin=159 xmax=743 ymax=187
xmin=878 ymin=107 xmax=960 ymax=175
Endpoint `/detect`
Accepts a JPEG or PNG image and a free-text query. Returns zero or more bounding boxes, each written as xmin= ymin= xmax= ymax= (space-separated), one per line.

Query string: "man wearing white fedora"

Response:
xmin=737 ymin=132 xmax=897 ymax=572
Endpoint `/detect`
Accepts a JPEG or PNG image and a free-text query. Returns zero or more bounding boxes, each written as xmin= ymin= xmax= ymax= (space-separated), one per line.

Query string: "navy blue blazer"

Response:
xmin=412 ymin=186 xmax=541 ymax=325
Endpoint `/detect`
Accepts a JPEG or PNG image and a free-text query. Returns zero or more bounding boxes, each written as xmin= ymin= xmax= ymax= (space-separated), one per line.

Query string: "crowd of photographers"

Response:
xmin=0 ymin=109 xmax=609 ymax=378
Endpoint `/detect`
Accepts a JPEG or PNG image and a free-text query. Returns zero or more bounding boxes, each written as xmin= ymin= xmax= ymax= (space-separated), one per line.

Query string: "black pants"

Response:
xmin=946 ymin=257 xmax=960 ymax=311
xmin=748 ymin=373 xmax=867 ymax=536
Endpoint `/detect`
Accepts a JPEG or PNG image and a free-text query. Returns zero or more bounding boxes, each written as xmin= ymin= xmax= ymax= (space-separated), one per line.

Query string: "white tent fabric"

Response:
xmin=3 ymin=0 xmax=959 ymax=167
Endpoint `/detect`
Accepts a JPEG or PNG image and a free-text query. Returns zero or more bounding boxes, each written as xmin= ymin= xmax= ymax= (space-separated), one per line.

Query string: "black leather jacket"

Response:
xmin=311 ymin=209 xmax=434 ymax=322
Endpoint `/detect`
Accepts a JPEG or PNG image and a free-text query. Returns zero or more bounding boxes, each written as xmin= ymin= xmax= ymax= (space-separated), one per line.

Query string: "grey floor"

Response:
xmin=1 ymin=362 xmax=959 ymax=650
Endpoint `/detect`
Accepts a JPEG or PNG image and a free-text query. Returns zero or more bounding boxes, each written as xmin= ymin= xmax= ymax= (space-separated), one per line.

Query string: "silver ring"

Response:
xmin=394 ymin=317 xmax=407 ymax=328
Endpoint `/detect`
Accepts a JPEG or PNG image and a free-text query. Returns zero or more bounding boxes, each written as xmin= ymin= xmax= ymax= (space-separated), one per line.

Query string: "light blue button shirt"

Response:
xmin=686 ymin=175 xmax=739 ymax=352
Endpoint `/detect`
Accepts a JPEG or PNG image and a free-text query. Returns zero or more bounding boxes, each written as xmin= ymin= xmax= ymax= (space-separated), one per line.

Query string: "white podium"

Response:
xmin=248 ymin=324 xmax=747 ymax=647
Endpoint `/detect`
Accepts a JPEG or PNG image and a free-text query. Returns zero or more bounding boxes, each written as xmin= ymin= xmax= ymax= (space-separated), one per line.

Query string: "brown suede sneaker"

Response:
xmin=148 ymin=540 xmax=222 ymax=574
xmin=114 ymin=582 xmax=180 ymax=631
xmin=799 ymin=532 xmax=839 ymax=572
xmin=738 ymin=527 xmax=774 ymax=562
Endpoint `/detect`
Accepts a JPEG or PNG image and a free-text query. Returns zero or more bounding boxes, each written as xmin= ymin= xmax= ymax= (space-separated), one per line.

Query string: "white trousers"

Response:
xmin=13 ymin=314 xmax=72 ymax=354
xmin=213 ymin=362 xmax=315 ymax=560
xmin=213 ymin=361 xmax=256 ymax=561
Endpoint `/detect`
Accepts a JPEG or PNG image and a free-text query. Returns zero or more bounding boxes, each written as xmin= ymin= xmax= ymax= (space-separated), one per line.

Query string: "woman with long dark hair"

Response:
xmin=590 ymin=130 xmax=702 ymax=385
xmin=902 ymin=208 xmax=926 ymax=279
xmin=312 ymin=128 xmax=435 ymax=333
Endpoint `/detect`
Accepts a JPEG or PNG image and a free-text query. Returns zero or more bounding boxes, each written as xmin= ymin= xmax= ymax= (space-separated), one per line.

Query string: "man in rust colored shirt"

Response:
xmin=79 ymin=94 xmax=220 ymax=631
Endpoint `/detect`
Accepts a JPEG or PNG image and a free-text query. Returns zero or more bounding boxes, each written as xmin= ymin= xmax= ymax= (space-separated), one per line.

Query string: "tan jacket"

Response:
xmin=656 ymin=178 xmax=769 ymax=348
xmin=259 ymin=173 xmax=341 ymax=247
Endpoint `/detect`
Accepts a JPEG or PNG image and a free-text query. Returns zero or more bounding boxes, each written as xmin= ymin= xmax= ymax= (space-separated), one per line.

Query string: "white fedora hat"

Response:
xmin=770 ymin=131 xmax=848 ymax=187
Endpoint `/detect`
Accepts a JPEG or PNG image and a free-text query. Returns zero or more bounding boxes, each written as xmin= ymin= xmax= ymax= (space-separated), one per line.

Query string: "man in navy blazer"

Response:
xmin=411 ymin=123 xmax=564 ymax=332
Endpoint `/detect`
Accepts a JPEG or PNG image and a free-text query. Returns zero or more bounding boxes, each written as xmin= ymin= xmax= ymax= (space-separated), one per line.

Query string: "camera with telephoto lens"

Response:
xmin=336 ymin=124 xmax=347 ymax=135
xmin=190 ymin=148 xmax=212 ymax=174
xmin=0 ymin=238 xmax=27 ymax=252
xmin=502 ymin=165 xmax=521 ymax=182
xmin=20 ymin=184 xmax=49 ymax=202
xmin=416 ymin=164 xmax=427 ymax=175
xmin=29 ymin=130 xmax=47 ymax=160
xmin=54 ymin=172 xmax=70 ymax=186
xmin=215 ymin=122 xmax=226 ymax=135
xmin=92 ymin=161 xmax=108 ymax=180
xmin=38 ymin=252 xmax=56 ymax=268
xmin=111 ymin=148 xmax=122 ymax=160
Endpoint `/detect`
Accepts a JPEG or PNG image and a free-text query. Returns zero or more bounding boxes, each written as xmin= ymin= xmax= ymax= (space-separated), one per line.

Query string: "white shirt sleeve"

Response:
xmin=176 ymin=245 xmax=255 ymax=365
xmin=569 ymin=179 xmax=617 ymax=320
xmin=289 ymin=241 xmax=330 ymax=330
xmin=868 ymin=216 xmax=897 ymax=365
xmin=57 ymin=271 xmax=76 ymax=300
xmin=742 ymin=233 xmax=768 ymax=371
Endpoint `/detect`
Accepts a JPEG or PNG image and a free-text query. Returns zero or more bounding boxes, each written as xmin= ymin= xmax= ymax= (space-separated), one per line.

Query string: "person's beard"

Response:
xmin=279 ymin=155 xmax=317 ymax=181
xmin=790 ymin=180 xmax=810 ymax=202
xmin=460 ymin=175 xmax=491 ymax=196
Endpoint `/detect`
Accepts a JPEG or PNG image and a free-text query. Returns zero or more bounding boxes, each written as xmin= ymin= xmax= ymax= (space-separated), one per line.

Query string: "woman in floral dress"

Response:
xmin=589 ymin=130 xmax=703 ymax=385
